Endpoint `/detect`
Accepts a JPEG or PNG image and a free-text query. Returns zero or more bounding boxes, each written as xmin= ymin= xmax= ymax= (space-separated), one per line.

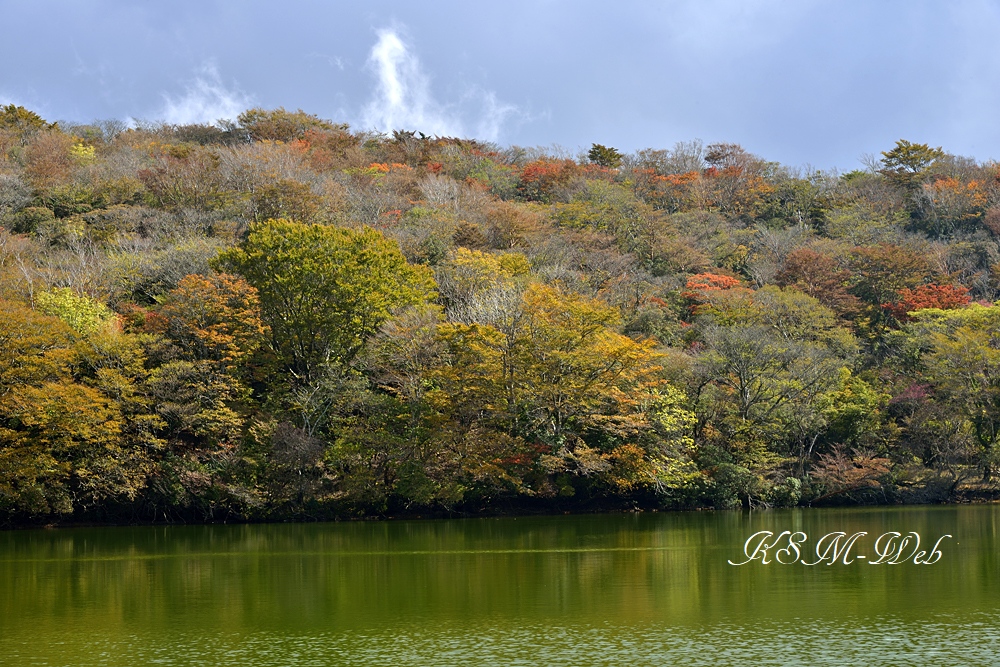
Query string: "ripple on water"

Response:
xmin=8 ymin=613 xmax=1000 ymax=667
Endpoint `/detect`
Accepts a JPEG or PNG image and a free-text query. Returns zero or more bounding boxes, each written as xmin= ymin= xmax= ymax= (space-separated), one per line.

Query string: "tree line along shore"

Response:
xmin=1 ymin=104 xmax=999 ymax=525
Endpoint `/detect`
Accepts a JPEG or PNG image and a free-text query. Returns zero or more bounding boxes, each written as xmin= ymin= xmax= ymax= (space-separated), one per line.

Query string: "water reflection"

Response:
xmin=1 ymin=506 xmax=997 ymax=665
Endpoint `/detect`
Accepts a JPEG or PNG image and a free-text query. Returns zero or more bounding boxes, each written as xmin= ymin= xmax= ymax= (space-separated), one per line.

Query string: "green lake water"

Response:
xmin=2 ymin=505 xmax=999 ymax=666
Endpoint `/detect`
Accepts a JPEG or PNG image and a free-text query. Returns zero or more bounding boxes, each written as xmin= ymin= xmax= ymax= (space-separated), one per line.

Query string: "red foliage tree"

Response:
xmin=682 ymin=272 xmax=744 ymax=316
xmin=882 ymin=283 xmax=971 ymax=322
xmin=776 ymin=248 xmax=860 ymax=318
xmin=517 ymin=159 xmax=576 ymax=202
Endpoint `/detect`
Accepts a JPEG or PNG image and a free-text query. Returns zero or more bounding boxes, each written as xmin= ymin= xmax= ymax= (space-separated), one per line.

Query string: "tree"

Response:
xmin=588 ymin=144 xmax=623 ymax=169
xmin=236 ymin=107 xmax=347 ymax=143
xmin=4 ymin=381 xmax=130 ymax=509
xmin=905 ymin=305 xmax=1000 ymax=481
xmin=810 ymin=446 xmax=891 ymax=503
xmin=847 ymin=244 xmax=935 ymax=350
xmin=848 ymin=244 xmax=933 ymax=306
xmin=0 ymin=104 xmax=52 ymax=131
xmin=151 ymin=273 xmax=267 ymax=366
xmin=817 ymin=369 xmax=888 ymax=454
xmin=516 ymin=283 xmax=665 ymax=445
xmin=517 ymin=159 xmax=576 ymax=202
xmin=137 ymin=144 xmax=225 ymax=210
xmin=431 ymin=282 xmax=694 ymax=497
xmin=35 ymin=288 xmax=116 ymax=336
xmin=911 ymin=175 xmax=988 ymax=238
xmin=145 ymin=360 xmax=246 ymax=450
xmin=879 ymin=139 xmax=945 ymax=189
xmin=24 ymin=131 xmax=76 ymax=189
xmin=882 ymin=283 xmax=970 ymax=322
xmin=553 ymin=180 xmax=660 ymax=259
xmin=699 ymin=143 xmax=776 ymax=220
xmin=215 ymin=219 xmax=436 ymax=382
xmin=693 ymin=286 xmax=856 ymax=503
xmin=775 ymin=248 xmax=860 ymax=318
xmin=0 ymin=105 xmax=54 ymax=147
xmin=142 ymin=273 xmax=266 ymax=468
xmin=682 ymin=272 xmax=747 ymax=317
xmin=250 ymin=179 xmax=322 ymax=223
xmin=0 ymin=300 xmax=152 ymax=516
xmin=435 ymin=247 xmax=530 ymax=311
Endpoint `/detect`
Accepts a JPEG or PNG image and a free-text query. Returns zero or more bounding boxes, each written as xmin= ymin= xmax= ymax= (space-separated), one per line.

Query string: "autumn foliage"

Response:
xmin=517 ymin=159 xmax=577 ymax=201
xmin=3 ymin=106 xmax=1000 ymax=521
xmin=882 ymin=283 xmax=971 ymax=321
xmin=681 ymin=272 xmax=745 ymax=315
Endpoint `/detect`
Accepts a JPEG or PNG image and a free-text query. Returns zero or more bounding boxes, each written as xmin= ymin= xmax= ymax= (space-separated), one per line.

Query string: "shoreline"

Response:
xmin=5 ymin=492 xmax=1000 ymax=531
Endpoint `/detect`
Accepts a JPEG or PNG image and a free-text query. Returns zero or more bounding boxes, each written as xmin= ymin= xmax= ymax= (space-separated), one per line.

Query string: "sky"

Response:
xmin=2 ymin=0 xmax=1000 ymax=171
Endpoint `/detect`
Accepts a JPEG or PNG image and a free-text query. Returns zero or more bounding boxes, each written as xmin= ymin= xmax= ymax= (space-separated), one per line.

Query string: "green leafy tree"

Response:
xmin=879 ymin=139 xmax=945 ymax=189
xmin=35 ymin=288 xmax=116 ymax=336
xmin=588 ymin=143 xmax=623 ymax=168
xmin=906 ymin=304 xmax=1000 ymax=481
xmin=694 ymin=286 xmax=856 ymax=505
xmin=236 ymin=107 xmax=347 ymax=142
xmin=215 ymin=219 xmax=436 ymax=382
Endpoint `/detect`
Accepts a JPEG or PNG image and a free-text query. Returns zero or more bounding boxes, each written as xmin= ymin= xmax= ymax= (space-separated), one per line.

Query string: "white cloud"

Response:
xmin=361 ymin=29 xmax=521 ymax=141
xmin=159 ymin=64 xmax=251 ymax=126
xmin=310 ymin=52 xmax=346 ymax=71
xmin=472 ymin=90 xmax=522 ymax=143
xmin=362 ymin=29 xmax=458 ymax=137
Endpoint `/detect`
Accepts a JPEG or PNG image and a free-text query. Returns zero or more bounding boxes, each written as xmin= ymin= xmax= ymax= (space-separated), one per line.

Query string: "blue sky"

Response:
xmin=2 ymin=0 xmax=999 ymax=170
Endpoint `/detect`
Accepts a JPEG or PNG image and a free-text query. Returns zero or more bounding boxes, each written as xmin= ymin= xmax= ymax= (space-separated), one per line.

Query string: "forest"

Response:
xmin=1 ymin=103 xmax=999 ymax=524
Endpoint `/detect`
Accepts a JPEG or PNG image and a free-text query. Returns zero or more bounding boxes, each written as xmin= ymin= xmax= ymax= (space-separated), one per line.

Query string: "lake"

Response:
xmin=2 ymin=505 xmax=998 ymax=666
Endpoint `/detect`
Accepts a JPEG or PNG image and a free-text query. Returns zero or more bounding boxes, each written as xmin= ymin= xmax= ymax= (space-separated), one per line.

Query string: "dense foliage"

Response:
xmin=2 ymin=104 xmax=999 ymax=523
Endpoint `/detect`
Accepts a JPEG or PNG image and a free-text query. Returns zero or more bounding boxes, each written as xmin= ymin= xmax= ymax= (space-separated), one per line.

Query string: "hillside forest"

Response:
xmin=1 ymin=104 xmax=999 ymax=524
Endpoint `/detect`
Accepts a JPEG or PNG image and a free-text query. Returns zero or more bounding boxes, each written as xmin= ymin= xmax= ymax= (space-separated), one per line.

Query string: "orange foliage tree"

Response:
xmin=914 ymin=175 xmax=988 ymax=237
xmin=633 ymin=169 xmax=701 ymax=212
xmin=151 ymin=273 xmax=267 ymax=365
xmin=776 ymin=248 xmax=860 ymax=318
xmin=681 ymin=272 xmax=746 ymax=316
xmin=517 ymin=159 xmax=577 ymax=202
xmin=882 ymin=283 xmax=971 ymax=322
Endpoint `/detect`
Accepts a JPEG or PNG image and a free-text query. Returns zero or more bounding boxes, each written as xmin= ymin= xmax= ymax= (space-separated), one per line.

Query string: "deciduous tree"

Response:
xmin=215 ymin=218 xmax=436 ymax=382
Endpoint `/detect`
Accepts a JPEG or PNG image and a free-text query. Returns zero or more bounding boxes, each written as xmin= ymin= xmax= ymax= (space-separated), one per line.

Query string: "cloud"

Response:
xmin=472 ymin=91 xmax=523 ymax=143
xmin=310 ymin=52 xmax=346 ymax=71
xmin=361 ymin=29 xmax=458 ymax=136
xmin=159 ymin=64 xmax=251 ymax=126
xmin=360 ymin=28 xmax=521 ymax=141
